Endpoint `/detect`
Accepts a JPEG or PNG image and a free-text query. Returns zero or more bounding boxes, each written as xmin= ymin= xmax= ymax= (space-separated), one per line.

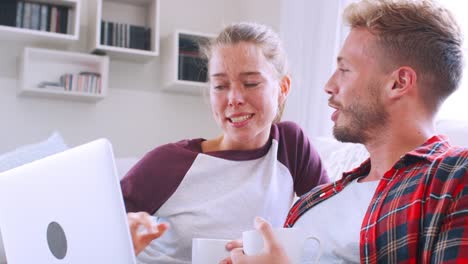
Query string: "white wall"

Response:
xmin=0 ymin=0 xmax=281 ymax=158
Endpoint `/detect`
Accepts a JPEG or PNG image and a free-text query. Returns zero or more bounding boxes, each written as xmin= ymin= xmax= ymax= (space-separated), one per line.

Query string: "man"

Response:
xmin=223 ymin=0 xmax=468 ymax=263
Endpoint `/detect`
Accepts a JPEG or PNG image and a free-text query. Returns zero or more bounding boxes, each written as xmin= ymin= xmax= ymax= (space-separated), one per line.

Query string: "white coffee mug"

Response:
xmin=242 ymin=228 xmax=321 ymax=264
xmin=192 ymin=238 xmax=231 ymax=264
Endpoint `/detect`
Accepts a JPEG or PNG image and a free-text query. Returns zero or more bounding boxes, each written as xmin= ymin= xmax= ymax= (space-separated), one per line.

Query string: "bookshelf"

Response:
xmin=162 ymin=30 xmax=214 ymax=95
xmin=88 ymin=0 xmax=160 ymax=62
xmin=0 ymin=0 xmax=80 ymax=47
xmin=18 ymin=47 xmax=110 ymax=102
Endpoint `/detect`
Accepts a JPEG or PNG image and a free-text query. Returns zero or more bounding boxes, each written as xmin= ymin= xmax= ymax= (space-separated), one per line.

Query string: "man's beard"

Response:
xmin=332 ymin=84 xmax=389 ymax=144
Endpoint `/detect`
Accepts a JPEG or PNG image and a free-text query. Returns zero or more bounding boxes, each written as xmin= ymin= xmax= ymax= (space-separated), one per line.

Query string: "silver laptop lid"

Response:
xmin=0 ymin=139 xmax=136 ymax=263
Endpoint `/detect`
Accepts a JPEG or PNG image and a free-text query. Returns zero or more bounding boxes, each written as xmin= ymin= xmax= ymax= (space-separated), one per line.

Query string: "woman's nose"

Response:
xmin=228 ymin=86 xmax=245 ymax=106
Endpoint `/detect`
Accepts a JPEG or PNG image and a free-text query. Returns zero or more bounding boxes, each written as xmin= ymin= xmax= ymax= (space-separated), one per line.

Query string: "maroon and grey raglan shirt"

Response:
xmin=121 ymin=121 xmax=329 ymax=264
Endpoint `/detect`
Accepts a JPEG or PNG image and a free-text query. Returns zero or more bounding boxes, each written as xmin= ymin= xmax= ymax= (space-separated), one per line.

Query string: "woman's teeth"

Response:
xmin=230 ymin=114 xmax=252 ymax=123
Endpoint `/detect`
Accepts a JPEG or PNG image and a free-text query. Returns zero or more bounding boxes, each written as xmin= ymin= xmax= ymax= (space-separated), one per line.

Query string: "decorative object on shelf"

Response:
xmin=19 ymin=47 xmax=109 ymax=103
xmin=88 ymin=0 xmax=160 ymax=62
xmin=162 ymin=30 xmax=215 ymax=95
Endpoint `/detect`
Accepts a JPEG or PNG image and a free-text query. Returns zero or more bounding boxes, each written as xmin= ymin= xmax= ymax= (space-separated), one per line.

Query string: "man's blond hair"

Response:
xmin=344 ymin=0 xmax=464 ymax=111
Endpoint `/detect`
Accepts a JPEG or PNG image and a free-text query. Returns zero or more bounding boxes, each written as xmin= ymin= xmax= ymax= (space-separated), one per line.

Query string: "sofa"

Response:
xmin=0 ymin=120 xmax=466 ymax=263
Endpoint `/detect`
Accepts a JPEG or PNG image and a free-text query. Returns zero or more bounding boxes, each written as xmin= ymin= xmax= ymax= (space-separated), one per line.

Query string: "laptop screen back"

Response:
xmin=0 ymin=139 xmax=135 ymax=263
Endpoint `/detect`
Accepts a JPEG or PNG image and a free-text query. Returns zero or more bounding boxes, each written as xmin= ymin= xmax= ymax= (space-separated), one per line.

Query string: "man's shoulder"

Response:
xmin=438 ymin=145 xmax=468 ymax=164
xmin=428 ymin=145 xmax=468 ymax=183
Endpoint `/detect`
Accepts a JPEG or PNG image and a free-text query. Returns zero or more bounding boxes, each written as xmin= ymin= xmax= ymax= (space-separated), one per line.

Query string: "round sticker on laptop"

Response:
xmin=47 ymin=221 xmax=67 ymax=259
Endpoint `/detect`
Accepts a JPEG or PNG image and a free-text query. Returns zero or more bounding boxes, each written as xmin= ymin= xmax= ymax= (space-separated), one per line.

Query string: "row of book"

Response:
xmin=38 ymin=72 xmax=102 ymax=95
xmin=0 ymin=0 xmax=73 ymax=34
xmin=178 ymin=55 xmax=208 ymax=82
xmin=178 ymin=37 xmax=208 ymax=82
xmin=100 ymin=21 xmax=151 ymax=51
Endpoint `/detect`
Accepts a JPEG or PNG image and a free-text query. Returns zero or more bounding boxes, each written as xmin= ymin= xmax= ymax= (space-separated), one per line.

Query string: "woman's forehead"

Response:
xmin=209 ymin=43 xmax=274 ymax=76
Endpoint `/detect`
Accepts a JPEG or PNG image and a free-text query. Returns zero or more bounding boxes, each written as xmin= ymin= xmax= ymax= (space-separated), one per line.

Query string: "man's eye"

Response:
xmin=213 ymin=85 xmax=226 ymax=90
xmin=339 ymin=68 xmax=349 ymax=73
xmin=245 ymin=82 xmax=260 ymax=88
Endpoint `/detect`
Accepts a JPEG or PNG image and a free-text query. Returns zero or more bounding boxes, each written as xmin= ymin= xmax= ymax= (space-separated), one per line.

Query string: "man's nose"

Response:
xmin=324 ymin=71 xmax=338 ymax=95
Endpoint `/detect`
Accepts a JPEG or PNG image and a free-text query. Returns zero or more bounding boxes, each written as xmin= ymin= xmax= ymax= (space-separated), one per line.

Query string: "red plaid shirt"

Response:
xmin=285 ymin=135 xmax=468 ymax=263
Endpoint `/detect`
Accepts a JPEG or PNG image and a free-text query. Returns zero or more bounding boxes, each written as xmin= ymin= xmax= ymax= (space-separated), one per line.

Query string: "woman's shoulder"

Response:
xmin=148 ymin=138 xmax=204 ymax=154
xmin=275 ymin=120 xmax=302 ymax=129
xmin=271 ymin=121 xmax=307 ymax=143
xmin=140 ymin=138 xmax=204 ymax=163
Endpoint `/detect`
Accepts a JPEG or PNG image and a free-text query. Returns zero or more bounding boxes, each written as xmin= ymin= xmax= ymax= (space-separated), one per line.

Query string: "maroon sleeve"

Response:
xmin=274 ymin=121 xmax=330 ymax=196
xmin=120 ymin=140 xmax=198 ymax=214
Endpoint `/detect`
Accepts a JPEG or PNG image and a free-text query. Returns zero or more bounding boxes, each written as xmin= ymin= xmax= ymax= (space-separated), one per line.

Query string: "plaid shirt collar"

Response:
xmin=285 ymin=134 xmax=450 ymax=227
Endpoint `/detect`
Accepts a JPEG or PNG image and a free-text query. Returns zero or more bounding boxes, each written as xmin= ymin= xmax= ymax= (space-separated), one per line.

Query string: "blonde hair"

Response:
xmin=344 ymin=0 xmax=464 ymax=111
xmin=202 ymin=22 xmax=289 ymax=123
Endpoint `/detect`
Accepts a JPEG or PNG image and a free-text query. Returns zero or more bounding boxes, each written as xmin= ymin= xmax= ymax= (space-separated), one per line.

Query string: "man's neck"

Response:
xmin=360 ymin=122 xmax=435 ymax=182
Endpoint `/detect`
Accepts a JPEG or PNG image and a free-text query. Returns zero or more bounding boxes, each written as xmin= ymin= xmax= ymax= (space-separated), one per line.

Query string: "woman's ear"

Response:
xmin=278 ymin=75 xmax=291 ymax=104
xmin=388 ymin=66 xmax=417 ymax=100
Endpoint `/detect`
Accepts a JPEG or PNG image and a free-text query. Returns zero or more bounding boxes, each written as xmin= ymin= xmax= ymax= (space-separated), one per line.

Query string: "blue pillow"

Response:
xmin=0 ymin=132 xmax=68 ymax=173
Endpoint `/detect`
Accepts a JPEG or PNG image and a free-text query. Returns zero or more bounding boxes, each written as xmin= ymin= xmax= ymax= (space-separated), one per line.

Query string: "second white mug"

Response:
xmin=242 ymin=227 xmax=321 ymax=264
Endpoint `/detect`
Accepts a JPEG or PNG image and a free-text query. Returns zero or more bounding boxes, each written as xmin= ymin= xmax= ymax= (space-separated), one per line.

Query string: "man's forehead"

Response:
xmin=339 ymin=28 xmax=379 ymax=63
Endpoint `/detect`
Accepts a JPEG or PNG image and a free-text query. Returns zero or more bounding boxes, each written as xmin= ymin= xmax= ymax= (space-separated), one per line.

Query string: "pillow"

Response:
xmin=0 ymin=132 xmax=68 ymax=173
xmin=0 ymin=132 xmax=68 ymax=263
xmin=312 ymin=137 xmax=369 ymax=182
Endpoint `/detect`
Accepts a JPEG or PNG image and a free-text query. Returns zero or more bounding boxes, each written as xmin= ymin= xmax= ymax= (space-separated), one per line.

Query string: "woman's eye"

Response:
xmin=244 ymin=82 xmax=260 ymax=88
xmin=339 ymin=68 xmax=349 ymax=73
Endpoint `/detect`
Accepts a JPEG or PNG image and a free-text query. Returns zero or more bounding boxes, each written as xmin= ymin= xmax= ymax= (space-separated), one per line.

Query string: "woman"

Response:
xmin=121 ymin=22 xmax=329 ymax=263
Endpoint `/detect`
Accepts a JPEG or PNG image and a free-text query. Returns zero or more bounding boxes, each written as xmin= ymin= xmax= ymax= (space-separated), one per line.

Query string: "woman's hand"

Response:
xmin=127 ymin=212 xmax=169 ymax=255
xmin=220 ymin=217 xmax=291 ymax=264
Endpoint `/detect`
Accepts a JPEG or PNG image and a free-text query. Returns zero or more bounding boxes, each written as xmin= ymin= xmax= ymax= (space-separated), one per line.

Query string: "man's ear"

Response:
xmin=387 ymin=66 xmax=417 ymax=100
xmin=278 ymin=75 xmax=291 ymax=104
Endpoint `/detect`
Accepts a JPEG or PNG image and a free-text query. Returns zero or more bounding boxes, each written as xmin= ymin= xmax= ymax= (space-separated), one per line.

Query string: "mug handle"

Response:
xmin=304 ymin=236 xmax=322 ymax=264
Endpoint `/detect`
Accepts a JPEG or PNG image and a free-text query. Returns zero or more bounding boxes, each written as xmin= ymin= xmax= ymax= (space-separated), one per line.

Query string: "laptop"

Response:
xmin=0 ymin=139 xmax=136 ymax=263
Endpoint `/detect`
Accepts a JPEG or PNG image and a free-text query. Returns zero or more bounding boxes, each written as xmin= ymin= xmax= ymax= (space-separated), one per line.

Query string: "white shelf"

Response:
xmin=88 ymin=0 xmax=160 ymax=62
xmin=162 ymin=30 xmax=215 ymax=95
xmin=0 ymin=0 xmax=80 ymax=47
xmin=18 ymin=47 xmax=110 ymax=103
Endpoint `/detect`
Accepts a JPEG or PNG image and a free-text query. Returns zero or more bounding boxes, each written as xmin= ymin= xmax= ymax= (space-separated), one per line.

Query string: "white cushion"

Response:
xmin=312 ymin=137 xmax=369 ymax=182
xmin=0 ymin=132 xmax=68 ymax=173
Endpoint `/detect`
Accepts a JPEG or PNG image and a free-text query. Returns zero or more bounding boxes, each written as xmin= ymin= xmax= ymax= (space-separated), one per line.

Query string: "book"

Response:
xmin=130 ymin=25 xmax=147 ymax=50
xmin=145 ymin=28 xmax=151 ymax=51
xmin=0 ymin=0 xmax=18 ymax=27
xmin=40 ymin=4 xmax=48 ymax=31
xmin=16 ymin=1 xmax=24 ymax=28
xmin=38 ymin=81 xmax=65 ymax=91
xmin=58 ymin=6 xmax=68 ymax=34
xmin=50 ymin=6 xmax=57 ymax=32
xmin=107 ymin=22 xmax=113 ymax=46
xmin=66 ymin=8 xmax=74 ymax=34
xmin=22 ymin=2 xmax=32 ymax=29
xmin=31 ymin=3 xmax=41 ymax=30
